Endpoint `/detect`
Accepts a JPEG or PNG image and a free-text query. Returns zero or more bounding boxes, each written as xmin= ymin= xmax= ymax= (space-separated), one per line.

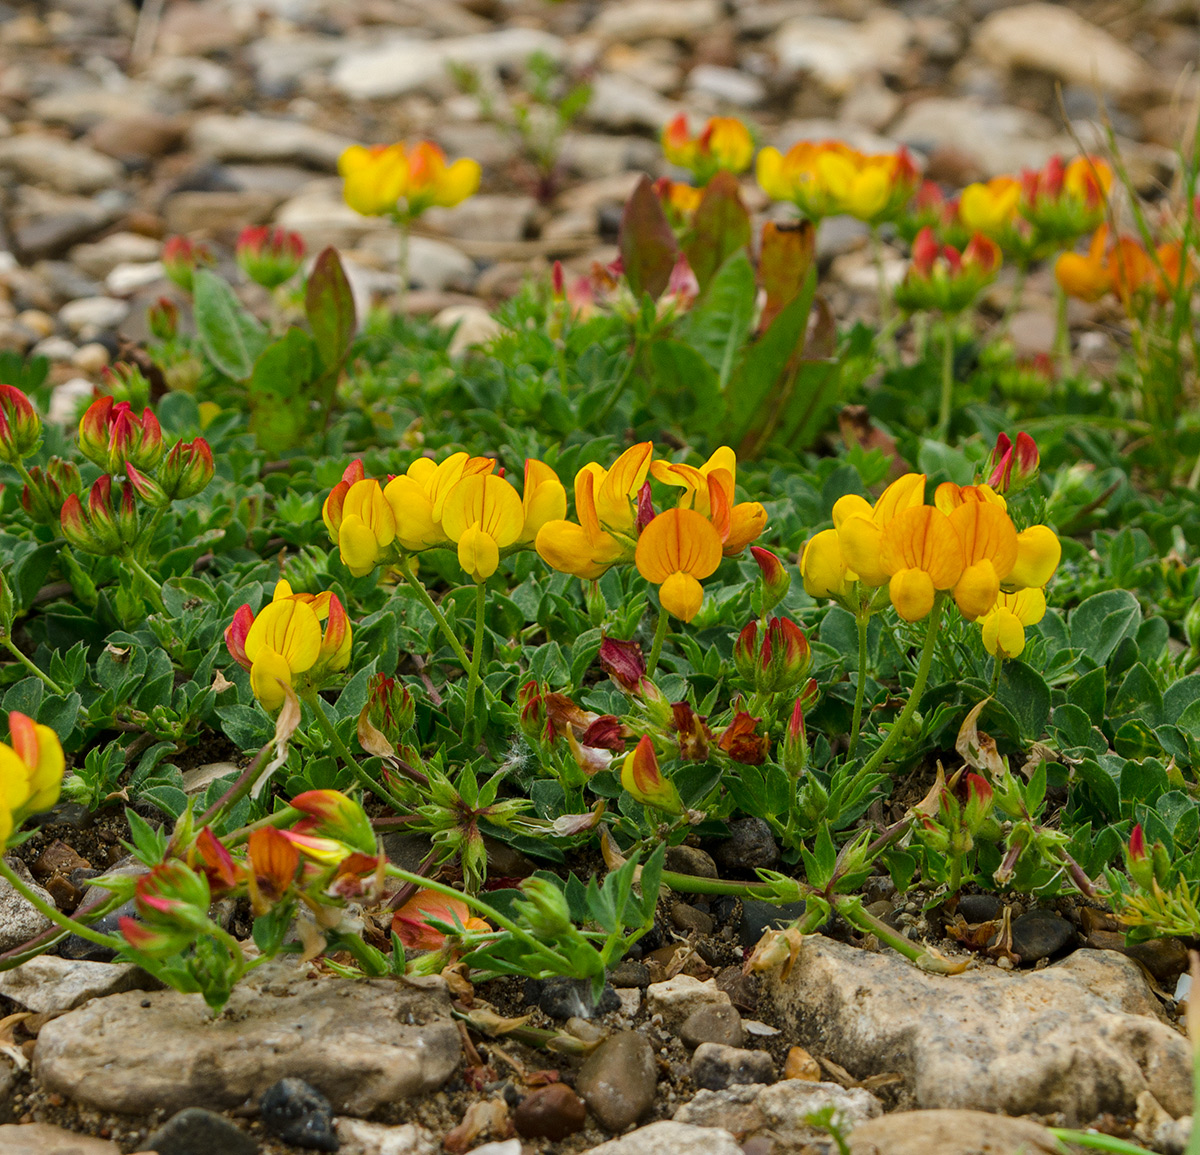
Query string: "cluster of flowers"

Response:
xmin=0 ymin=386 xmax=213 ymax=555
xmin=0 ymin=711 xmax=63 ymax=848
xmin=338 ymin=140 xmax=482 ymax=221
xmin=1056 ymin=223 xmax=1193 ymax=308
xmin=162 ymin=226 xmax=307 ymax=294
xmin=801 ymin=436 xmax=1059 ymax=659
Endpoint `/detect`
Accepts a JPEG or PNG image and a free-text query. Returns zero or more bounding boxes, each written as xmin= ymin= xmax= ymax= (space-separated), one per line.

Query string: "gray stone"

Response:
xmin=163 ymin=190 xmax=284 ymax=234
xmin=738 ymin=898 xmax=806 ymax=948
xmin=406 ymin=237 xmax=476 ymax=293
xmin=14 ymin=199 xmax=125 ymax=261
xmin=675 ymin=1079 xmax=882 ymax=1142
xmin=0 ymin=1123 xmax=121 ymax=1154
xmin=589 ymin=1121 xmax=742 ymax=1155
xmin=1009 ymin=909 xmax=1076 ymax=962
xmin=145 ymin=1108 xmax=259 ymax=1155
xmin=423 ymin=195 xmax=536 ymax=244
xmin=680 ymin=1003 xmax=744 ymax=1049
xmin=714 ymin=818 xmax=779 ymax=870
xmin=763 ymin=936 xmax=1192 ymax=1121
xmin=691 ymin=1042 xmax=774 ymax=1091
xmin=665 ymin=845 xmax=718 ymax=879
xmin=0 ymin=957 xmax=153 ymax=1014
xmin=58 ymin=296 xmax=128 ymax=336
xmin=189 ymin=115 xmax=354 ymax=171
xmin=575 ymin=1030 xmax=657 ymax=1132
xmin=688 ymin=64 xmax=765 ymax=108
xmin=260 ymin=1078 xmax=337 ymax=1151
xmin=331 ymin=28 xmax=565 ymax=100
xmin=334 ymin=1118 xmax=438 ymax=1155
xmin=955 ymin=894 xmax=1003 ymax=923
xmin=0 ymin=857 xmax=53 ymax=950
xmin=589 ymin=0 xmax=721 ymax=43
xmin=646 ymin=975 xmax=733 ymax=1024
xmin=0 ymin=136 xmax=123 ymax=196
xmin=433 ymin=304 xmax=502 ymax=357
xmin=773 ymin=12 xmax=911 ymax=95
xmin=586 ymin=73 xmax=680 ymax=132
xmin=973 ymin=3 xmax=1147 ymax=97
xmin=33 ymin=88 xmax=159 ymax=132
xmin=847 ymin=1109 xmax=1062 ymax=1155
xmin=34 ymin=964 xmax=460 ymax=1116
xmin=560 ymin=134 xmax=660 ymax=180
xmin=70 ymin=232 xmax=162 ymax=279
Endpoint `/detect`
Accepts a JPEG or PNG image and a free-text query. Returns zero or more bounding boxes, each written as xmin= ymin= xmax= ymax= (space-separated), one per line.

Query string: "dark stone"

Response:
xmin=738 ymin=899 xmax=807 ymax=950
xmin=56 ymin=899 xmax=135 ymax=961
xmin=680 ymin=1003 xmax=744 ymax=1049
xmin=575 ymin=1030 xmax=657 ymax=1131
xmin=524 ymin=977 xmax=620 ymax=1020
xmin=715 ymin=966 xmax=759 ymax=1012
xmin=259 ymin=1078 xmax=338 ymax=1151
xmin=145 ymin=1108 xmax=258 ymax=1155
xmin=608 ymin=960 xmax=651 ymax=989
xmin=670 ymin=902 xmax=715 ymax=936
xmin=1125 ymin=936 xmax=1190 ymax=984
xmin=690 ymin=1042 xmax=775 ymax=1091
xmin=710 ymin=895 xmax=738 ymax=925
xmin=862 ymin=874 xmax=897 ymax=904
xmin=957 ymin=894 xmax=1004 ymax=924
xmin=713 ymin=818 xmax=779 ymax=870
xmin=513 ymin=1082 xmax=587 ymax=1140
xmin=665 ymin=845 xmax=718 ymax=878
xmin=1008 ymin=910 xmax=1076 ymax=963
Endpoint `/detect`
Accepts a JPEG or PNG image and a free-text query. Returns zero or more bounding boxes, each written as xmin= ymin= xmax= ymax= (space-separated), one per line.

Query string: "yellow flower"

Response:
xmin=328 ymin=478 xmax=396 ymax=577
xmin=0 ymin=712 xmax=64 ymax=845
xmin=405 ymin=141 xmax=481 ymax=213
xmin=338 ymin=144 xmax=408 ymax=217
xmin=878 ymin=506 xmax=964 ymax=621
xmin=834 ymin=472 xmax=927 ymax=586
xmin=933 ymin=482 xmax=1006 ymax=514
xmin=635 ymin=507 xmax=723 ymax=622
xmin=946 ymin=501 xmax=1019 ymax=620
xmin=383 ymin=453 xmax=494 ymax=552
xmin=800 ymin=528 xmax=852 ymax=600
xmin=662 ymin=113 xmax=754 ymax=182
xmin=978 ymin=588 xmax=1047 ymax=659
xmin=959 ymin=177 xmax=1021 ymax=237
xmin=441 ymin=473 xmax=524 ymax=582
xmin=651 ymin=446 xmax=766 ymax=557
xmin=536 ymin=443 xmax=653 ymax=580
xmin=1007 ymin=525 xmax=1062 ymax=590
xmin=517 ymin=459 xmax=567 ymax=546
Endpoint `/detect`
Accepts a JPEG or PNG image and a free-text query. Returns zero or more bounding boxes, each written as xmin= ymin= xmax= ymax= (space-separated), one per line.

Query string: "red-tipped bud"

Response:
xmin=733 ymin=620 xmax=759 ymax=682
xmin=781 ymin=696 xmax=808 ymax=778
xmin=21 ymin=457 xmax=81 ymax=524
xmin=620 ymin=734 xmax=682 ymax=815
xmin=134 ymin=860 xmax=211 ymax=929
xmin=236 ymin=225 xmax=305 ymax=289
xmin=750 ymin=546 xmax=791 ymax=615
xmin=101 ymin=362 xmax=152 ymax=408
xmin=147 ymin=296 xmax=179 ymax=341
xmin=224 ymin=604 xmax=254 ymax=670
xmin=161 ymin=236 xmax=215 ymax=293
xmin=159 ymin=437 xmax=214 ymax=501
xmin=599 ymin=637 xmax=647 ymax=694
xmin=551 ymin=260 xmax=565 ymax=301
xmin=321 ymin=459 xmax=366 ymax=538
xmin=0 ymin=385 xmax=41 ymax=464
xmin=61 ymin=477 xmax=123 ymax=555
xmin=984 ymin=431 xmax=1040 ymax=495
xmin=291 ymin=789 xmax=376 ymax=856
xmin=1125 ymin=823 xmax=1155 ymax=890
xmin=78 ymin=397 xmax=164 ymax=473
xmin=116 ymin=482 xmax=140 ymax=547
xmin=636 ymin=481 xmax=656 ymax=534
xmin=911 ymin=226 xmax=940 ymax=277
xmin=361 ymin=672 xmax=414 ymax=749
xmin=762 ymin=617 xmax=811 ymax=692
xmin=518 ymin=679 xmax=549 ymax=744
xmin=962 ymin=773 xmax=994 ymax=835
xmin=125 ymin=462 xmax=169 ymax=509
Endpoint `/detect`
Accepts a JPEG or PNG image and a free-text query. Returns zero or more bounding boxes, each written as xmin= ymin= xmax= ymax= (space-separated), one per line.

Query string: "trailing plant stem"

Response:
xmin=303 ymin=691 xmax=405 ymax=811
xmin=937 ymin=319 xmax=955 ymax=442
xmin=646 ymin=610 xmax=670 ymax=678
xmin=398 ymin=556 xmax=471 ymax=669
xmin=860 ymin=596 xmax=945 ymax=777
xmin=120 ymin=552 xmax=167 ymax=615
xmin=0 ymin=636 xmax=66 ymax=697
xmin=464 ymin=580 xmax=487 ymax=744
xmin=848 ymin=609 xmax=869 ymax=758
xmin=593 ymin=335 xmax=640 ymax=425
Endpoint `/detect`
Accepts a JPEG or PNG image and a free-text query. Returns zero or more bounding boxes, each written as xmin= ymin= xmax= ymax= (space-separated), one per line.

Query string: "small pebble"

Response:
xmin=15 ymin=309 xmax=54 ymax=338
xmin=680 ymin=1003 xmax=744 ymax=1049
xmin=512 ymin=1083 xmax=587 ymax=1140
xmin=957 ymin=894 xmax=1004 ymax=923
xmin=259 ymin=1078 xmax=338 ymax=1151
xmin=72 ymin=341 xmax=110 ymax=373
xmin=1008 ymin=910 xmax=1076 ymax=963
xmin=691 ymin=1042 xmax=775 ymax=1091
xmin=145 ymin=1107 xmax=258 ymax=1155
xmin=784 ymin=1045 xmax=821 ymax=1081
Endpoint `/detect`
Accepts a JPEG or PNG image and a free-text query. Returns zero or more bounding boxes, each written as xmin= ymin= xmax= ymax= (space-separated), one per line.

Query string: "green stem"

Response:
xmin=0 ymin=636 xmax=66 ymax=697
xmin=463 ymin=580 xmax=487 ymax=744
xmin=593 ymin=334 xmax=640 ymax=426
xmin=396 ymin=217 xmax=410 ymax=314
xmin=1053 ymin=281 xmax=1071 ymax=378
xmin=848 ymin=608 xmax=870 ymax=758
xmin=860 ymin=596 xmax=945 ymax=777
xmin=937 ymin=318 xmax=955 ymax=443
xmin=1049 ymin=1130 xmax=1160 ymax=1155
xmin=397 ymin=556 xmax=471 ymax=669
xmin=136 ymin=505 xmax=168 ymax=564
xmin=646 ymin=609 xmax=670 ymax=678
xmin=870 ymin=227 xmax=894 ymax=335
xmin=120 ymin=552 xmax=167 ymax=614
xmin=834 ymin=894 xmax=965 ymax=974
xmin=303 ymin=692 xmax=405 ymax=811
xmin=990 ymin=655 xmax=1003 ymax=694
xmin=660 ymin=869 xmax=797 ymax=900
xmin=0 ymin=857 xmax=126 ymax=954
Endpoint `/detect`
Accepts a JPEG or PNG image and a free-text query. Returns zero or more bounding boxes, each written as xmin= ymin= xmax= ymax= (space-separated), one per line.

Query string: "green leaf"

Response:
xmin=996 ymin=660 xmax=1050 ymax=740
xmin=247 ymin=328 xmax=318 ymax=454
xmin=1069 ymin=589 xmax=1142 ymax=668
xmin=645 ymin=340 xmax=721 ymax=435
xmin=683 ymin=172 xmax=751 ymax=295
xmin=193 ymin=268 xmax=268 ymax=380
xmin=681 ymin=250 xmax=756 ymax=389
xmin=3 ymin=677 xmax=42 ymax=719
xmin=618 ymin=176 xmax=678 ymax=301
xmin=305 ymin=245 xmax=356 ymax=418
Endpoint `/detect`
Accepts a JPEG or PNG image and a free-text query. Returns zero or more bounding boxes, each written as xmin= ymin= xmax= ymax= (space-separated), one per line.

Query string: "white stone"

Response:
xmin=49 ymin=378 xmax=95 ymax=426
xmin=0 ymin=135 xmax=123 ymax=196
xmin=423 ymin=195 xmax=537 ymax=244
xmin=331 ymin=28 xmax=565 ymax=101
xmin=974 ymin=3 xmax=1147 ymax=97
xmin=590 ymin=0 xmax=721 ymax=43
xmin=590 ymin=1121 xmax=743 ymax=1155
xmin=0 ymin=957 xmax=152 ymax=1015
xmin=586 ymin=73 xmax=680 ymax=132
xmin=106 ymin=262 xmax=165 ymax=296
xmin=688 ymin=65 xmax=766 ymax=108
xmin=614 ymin=987 xmax=642 ymax=1016
xmin=31 ymin=337 xmax=77 ymax=362
xmin=58 ymin=296 xmax=129 ymax=336
xmin=846 ymin=1110 xmax=1064 ymax=1155
xmin=71 ymin=232 xmax=162 ymax=279
xmin=773 ymin=11 xmax=911 ymax=96
xmin=0 ymin=1122 xmax=121 ymax=1154
xmin=646 ymin=975 xmax=732 ymax=1024
xmin=0 ymin=858 xmax=53 ymax=950
xmin=190 ymin=114 xmax=354 ymax=171
xmin=433 ymin=305 xmax=502 ymax=357
xmin=334 ymin=1117 xmax=439 ymax=1155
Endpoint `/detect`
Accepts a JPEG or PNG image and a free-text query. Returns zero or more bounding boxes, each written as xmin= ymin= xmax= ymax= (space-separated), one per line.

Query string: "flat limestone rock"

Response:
xmin=0 ymin=1122 xmax=121 ymax=1154
xmin=34 ymin=965 xmax=460 ymax=1117
xmin=847 ymin=1109 xmax=1062 ymax=1155
xmin=764 ymin=938 xmax=1190 ymax=1122
xmin=0 ymin=956 xmax=154 ymax=1015
xmin=588 ymin=1121 xmax=743 ymax=1155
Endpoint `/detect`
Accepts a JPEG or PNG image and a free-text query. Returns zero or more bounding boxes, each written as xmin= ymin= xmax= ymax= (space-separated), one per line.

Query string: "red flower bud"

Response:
xmin=236 ymin=226 xmax=305 ymax=289
xmin=78 ymin=397 xmax=164 ymax=474
xmin=224 ymin=603 xmax=254 ymax=670
xmin=158 ymin=437 xmax=214 ymax=501
xmin=581 ymin=714 xmax=626 ymax=751
xmin=147 ymin=297 xmax=178 ymax=341
xmin=0 ymin=384 xmax=41 ymax=464
xmin=781 ymin=696 xmax=808 ymax=777
xmin=61 ymin=477 xmax=124 ymax=555
xmin=733 ymin=620 xmax=758 ymax=682
xmin=620 ymin=734 xmax=683 ymax=814
xmin=517 ymin=679 xmax=549 ymax=744
xmin=750 ymin=546 xmax=791 ymax=614
xmin=161 ymin=236 xmax=215 ymax=293
xmin=599 ymin=637 xmax=647 ymax=694
xmin=21 ymin=457 xmax=81 ymax=524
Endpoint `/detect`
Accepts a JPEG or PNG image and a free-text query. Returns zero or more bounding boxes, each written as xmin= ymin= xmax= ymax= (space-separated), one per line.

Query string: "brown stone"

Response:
xmin=513 ymin=1083 xmax=587 ymax=1140
xmin=783 ymin=1046 xmax=821 ymax=1081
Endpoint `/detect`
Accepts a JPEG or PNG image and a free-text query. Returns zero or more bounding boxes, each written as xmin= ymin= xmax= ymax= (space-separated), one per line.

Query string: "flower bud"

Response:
xmin=0 ymin=385 xmax=41 ymax=464
xmin=781 ymin=696 xmax=808 ymax=778
xmin=620 ymin=735 xmax=683 ymax=815
xmin=147 ymin=297 xmax=179 ymax=341
xmin=362 ymin=673 xmax=414 ymax=750
xmin=161 ymin=236 xmax=215 ymax=293
xmin=21 ymin=457 xmax=81 ymax=524
xmin=291 ymin=789 xmax=376 ymax=857
xmin=962 ymin=773 xmax=994 ymax=835
xmin=1125 ymin=824 xmax=1154 ymax=890
xmin=513 ymin=876 xmax=573 ymax=937
xmin=236 ymin=226 xmax=306 ymax=289
xmin=61 ymin=477 xmax=123 ymax=555
xmin=517 ymin=679 xmax=549 ymax=744
xmin=125 ymin=462 xmax=169 ymax=509
xmin=158 ymin=437 xmax=215 ymax=501
xmin=750 ymin=546 xmax=791 ymax=615
xmin=101 ymin=362 xmax=152 ymax=409
xmin=599 ymin=637 xmax=647 ymax=695
xmin=78 ymin=397 xmax=164 ymax=474
xmin=733 ymin=620 xmax=759 ymax=682
xmin=761 ymin=617 xmax=811 ymax=693
xmin=135 ymin=859 xmax=212 ymax=931
xmin=984 ymin=431 xmax=1040 ymax=495
xmin=115 ymin=481 xmax=140 ymax=547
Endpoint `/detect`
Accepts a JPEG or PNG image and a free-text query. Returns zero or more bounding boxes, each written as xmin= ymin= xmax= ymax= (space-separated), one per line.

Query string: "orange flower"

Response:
xmin=393 ymin=890 xmax=491 ymax=951
xmin=620 ymin=735 xmax=683 ymax=814
xmin=246 ymin=827 xmax=300 ymax=915
xmin=651 ymin=446 xmax=767 ymax=557
xmin=662 ymin=114 xmax=754 ymax=183
xmin=834 ymin=472 xmax=927 ymax=587
xmin=945 ymin=501 xmax=1019 ymax=619
xmin=635 ymin=507 xmax=724 ymax=622
xmin=878 ymin=506 xmax=964 ymax=621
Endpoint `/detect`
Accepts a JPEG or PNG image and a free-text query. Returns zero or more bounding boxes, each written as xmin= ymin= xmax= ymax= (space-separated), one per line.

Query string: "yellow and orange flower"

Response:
xmin=339 ymin=140 xmax=480 ymax=220
xmin=978 ymin=587 xmax=1047 ymax=659
xmin=635 ymin=507 xmax=724 ymax=622
xmin=662 ymin=114 xmax=755 ymax=183
xmin=440 ymin=472 xmax=524 ymax=582
xmin=0 ymin=712 xmax=64 ymax=847
xmin=650 ymin=446 xmax=766 ymax=557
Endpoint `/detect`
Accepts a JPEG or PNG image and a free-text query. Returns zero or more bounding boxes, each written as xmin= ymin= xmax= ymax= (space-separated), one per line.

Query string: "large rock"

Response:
xmin=0 ymin=957 xmax=153 ymax=1014
xmin=773 ymin=12 xmax=912 ymax=96
xmin=189 ymin=115 xmax=354 ymax=171
xmin=34 ymin=964 xmax=460 ymax=1116
xmin=589 ymin=1121 xmax=742 ymax=1155
xmin=0 ymin=857 xmax=54 ymax=950
xmin=331 ymin=28 xmax=564 ymax=101
xmin=847 ymin=1109 xmax=1062 ymax=1155
xmin=0 ymin=136 xmax=124 ymax=196
xmin=763 ymin=937 xmax=1191 ymax=1122
xmin=0 ymin=1123 xmax=121 ymax=1154
xmin=974 ymin=4 xmax=1147 ymax=98
xmin=589 ymin=0 xmax=721 ymax=43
